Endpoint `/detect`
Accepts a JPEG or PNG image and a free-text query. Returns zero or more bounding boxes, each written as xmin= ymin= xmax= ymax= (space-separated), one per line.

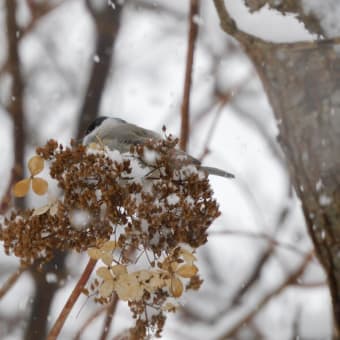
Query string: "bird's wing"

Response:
xmin=100 ymin=123 xmax=162 ymax=151
xmin=174 ymin=149 xmax=201 ymax=165
xmin=128 ymin=123 xmax=162 ymax=141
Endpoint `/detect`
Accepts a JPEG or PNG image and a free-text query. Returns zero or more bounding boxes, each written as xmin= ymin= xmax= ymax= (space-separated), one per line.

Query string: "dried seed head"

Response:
xmin=1 ymin=136 xmax=221 ymax=338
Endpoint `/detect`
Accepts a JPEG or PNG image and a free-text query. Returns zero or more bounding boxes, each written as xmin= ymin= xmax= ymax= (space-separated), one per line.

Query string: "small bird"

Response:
xmin=83 ymin=116 xmax=234 ymax=179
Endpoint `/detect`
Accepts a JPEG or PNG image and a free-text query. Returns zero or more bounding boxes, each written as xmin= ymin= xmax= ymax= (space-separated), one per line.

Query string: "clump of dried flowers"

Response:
xmin=0 ymin=135 xmax=220 ymax=338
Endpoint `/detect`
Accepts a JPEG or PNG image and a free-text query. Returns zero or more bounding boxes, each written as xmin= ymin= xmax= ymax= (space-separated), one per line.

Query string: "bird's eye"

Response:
xmin=85 ymin=117 xmax=108 ymax=135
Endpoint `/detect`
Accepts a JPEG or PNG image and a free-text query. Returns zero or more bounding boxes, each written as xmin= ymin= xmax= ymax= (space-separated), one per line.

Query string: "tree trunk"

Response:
xmin=249 ymin=38 xmax=340 ymax=337
xmin=213 ymin=0 xmax=340 ymax=337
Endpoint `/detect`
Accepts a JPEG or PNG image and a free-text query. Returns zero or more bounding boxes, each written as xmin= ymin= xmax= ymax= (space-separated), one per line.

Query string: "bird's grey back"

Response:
xmin=101 ymin=121 xmax=162 ymax=153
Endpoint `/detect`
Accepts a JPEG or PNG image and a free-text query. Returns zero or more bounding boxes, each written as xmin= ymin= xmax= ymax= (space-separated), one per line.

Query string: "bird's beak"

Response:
xmin=74 ymin=138 xmax=84 ymax=145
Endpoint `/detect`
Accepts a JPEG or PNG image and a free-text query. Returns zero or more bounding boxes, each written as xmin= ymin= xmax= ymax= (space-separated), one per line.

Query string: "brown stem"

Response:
xmin=5 ymin=0 xmax=26 ymax=210
xmin=179 ymin=0 xmax=200 ymax=151
xmin=0 ymin=169 xmax=16 ymax=214
xmin=0 ymin=266 xmax=25 ymax=299
xmin=47 ymin=258 xmax=97 ymax=340
xmin=74 ymin=306 xmax=107 ymax=340
xmin=99 ymin=294 xmax=119 ymax=340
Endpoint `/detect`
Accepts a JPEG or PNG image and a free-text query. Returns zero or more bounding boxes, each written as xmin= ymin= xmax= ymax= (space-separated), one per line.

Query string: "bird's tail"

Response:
xmin=200 ymin=166 xmax=235 ymax=179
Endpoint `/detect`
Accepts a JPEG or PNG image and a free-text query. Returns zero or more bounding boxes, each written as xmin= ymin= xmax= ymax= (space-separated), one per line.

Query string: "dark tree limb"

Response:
xmin=77 ymin=0 xmax=124 ymax=139
xmin=25 ymin=2 xmax=124 ymax=339
xmin=25 ymin=252 xmax=67 ymax=340
xmin=213 ymin=0 xmax=340 ymax=337
xmin=179 ymin=0 xmax=200 ymax=151
xmin=5 ymin=0 xmax=25 ymax=210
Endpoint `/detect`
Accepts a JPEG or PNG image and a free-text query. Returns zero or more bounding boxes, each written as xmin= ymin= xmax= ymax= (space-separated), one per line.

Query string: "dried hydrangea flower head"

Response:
xmin=1 ymin=132 xmax=221 ymax=338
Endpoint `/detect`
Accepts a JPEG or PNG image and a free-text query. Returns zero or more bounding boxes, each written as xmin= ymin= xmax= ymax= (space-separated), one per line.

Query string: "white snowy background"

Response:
xmin=0 ymin=0 xmax=338 ymax=339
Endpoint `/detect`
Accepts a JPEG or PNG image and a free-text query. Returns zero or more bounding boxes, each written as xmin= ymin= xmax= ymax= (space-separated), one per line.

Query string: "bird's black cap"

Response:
xmin=85 ymin=116 xmax=128 ymax=136
xmin=85 ymin=116 xmax=109 ymax=135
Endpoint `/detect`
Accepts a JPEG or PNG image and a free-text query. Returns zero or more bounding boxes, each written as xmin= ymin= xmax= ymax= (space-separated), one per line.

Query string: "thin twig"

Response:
xmin=99 ymin=294 xmax=119 ymax=340
xmin=0 ymin=168 xmax=16 ymax=214
xmin=179 ymin=0 xmax=200 ymax=151
xmin=218 ymin=251 xmax=314 ymax=339
xmin=198 ymin=98 xmax=227 ymax=161
xmin=195 ymin=71 xmax=255 ymax=160
xmin=24 ymin=1 xmax=67 ymax=38
xmin=47 ymin=258 xmax=97 ymax=340
xmin=213 ymin=0 xmax=252 ymax=45
xmin=290 ymin=281 xmax=326 ymax=288
xmin=0 ymin=266 xmax=26 ymax=299
xmin=230 ymin=245 xmax=275 ymax=306
xmin=74 ymin=306 xmax=107 ymax=340
xmin=210 ymin=229 xmax=309 ymax=256
xmin=191 ymin=69 xmax=255 ymax=128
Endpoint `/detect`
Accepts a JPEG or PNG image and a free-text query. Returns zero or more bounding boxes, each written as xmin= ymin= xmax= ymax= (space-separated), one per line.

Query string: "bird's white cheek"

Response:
xmin=83 ymin=133 xmax=95 ymax=145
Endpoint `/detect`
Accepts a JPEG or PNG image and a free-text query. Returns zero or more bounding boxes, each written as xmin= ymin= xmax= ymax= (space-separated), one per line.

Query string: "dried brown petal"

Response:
xmin=176 ymin=264 xmax=198 ymax=278
xmin=28 ymin=155 xmax=44 ymax=176
xmin=49 ymin=201 xmax=59 ymax=216
xmin=101 ymin=252 xmax=113 ymax=266
xmin=170 ymin=277 xmax=183 ymax=298
xmin=13 ymin=178 xmax=31 ymax=197
xmin=31 ymin=177 xmax=48 ymax=195
xmin=88 ymin=248 xmax=102 ymax=260
xmin=96 ymin=267 xmax=113 ymax=280
xmin=101 ymin=241 xmax=117 ymax=251
xmin=32 ymin=204 xmax=51 ymax=216
xmin=115 ymin=274 xmax=143 ymax=301
xmin=162 ymin=302 xmax=177 ymax=312
xmin=111 ymin=265 xmax=127 ymax=277
xmin=180 ymin=249 xmax=197 ymax=264
xmin=99 ymin=279 xmax=115 ymax=298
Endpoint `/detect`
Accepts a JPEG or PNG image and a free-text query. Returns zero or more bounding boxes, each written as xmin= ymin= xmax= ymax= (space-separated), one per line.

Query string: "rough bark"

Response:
xmin=214 ymin=0 xmax=340 ymax=337
xmin=250 ymin=39 xmax=340 ymax=337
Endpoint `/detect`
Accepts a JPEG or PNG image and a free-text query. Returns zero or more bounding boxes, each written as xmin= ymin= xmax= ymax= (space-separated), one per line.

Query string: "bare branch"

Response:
xmin=23 ymin=1 xmax=68 ymax=37
xmin=179 ymin=0 xmax=200 ymax=151
xmin=0 ymin=169 xmax=16 ymax=214
xmin=77 ymin=1 xmax=124 ymax=139
xmin=0 ymin=266 xmax=25 ymax=299
xmin=213 ymin=0 xmax=253 ymax=45
xmin=219 ymin=251 xmax=314 ymax=339
xmin=210 ymin=229 xmax=308 ymax=256
xmin=47 ymin=259 xmax=97 ymax=340
xmin=99 ymin=295 xmax=119 ymax=340
xmin=5 ymin=0 xmax=26 ymax=209
xmin=230 ymin=245 xmax=274 ymax=306
xmin=74 ymin=306 xmax=107 ymax=340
